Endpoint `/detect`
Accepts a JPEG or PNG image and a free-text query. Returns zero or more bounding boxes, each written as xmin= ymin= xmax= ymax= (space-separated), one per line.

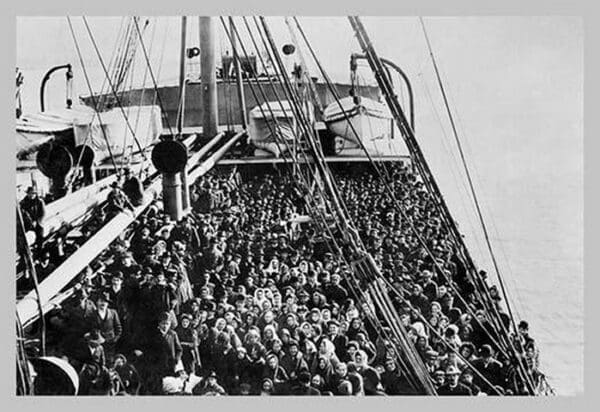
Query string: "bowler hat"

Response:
xmin=84 ymin=330 xmax=105 ymax=345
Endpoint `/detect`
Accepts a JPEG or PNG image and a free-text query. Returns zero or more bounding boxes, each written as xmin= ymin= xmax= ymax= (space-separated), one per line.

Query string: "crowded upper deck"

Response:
xmin=18 ymin=162 xmax=544 ymax=396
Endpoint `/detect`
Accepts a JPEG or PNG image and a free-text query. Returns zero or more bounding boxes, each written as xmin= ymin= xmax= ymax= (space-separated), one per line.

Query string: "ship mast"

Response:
xmin=199 ymin=16 xmax=219 ymax=142
xmin=178 ymin=16 xmax=191 ymax=213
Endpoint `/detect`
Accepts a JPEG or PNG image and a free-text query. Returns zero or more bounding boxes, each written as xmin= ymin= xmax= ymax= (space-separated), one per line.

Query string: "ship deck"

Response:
xmin=216 ymin=155 xmax=410 ymax=165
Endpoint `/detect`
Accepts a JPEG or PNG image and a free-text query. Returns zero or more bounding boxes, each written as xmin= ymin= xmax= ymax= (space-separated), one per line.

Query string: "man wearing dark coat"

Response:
xmin=437 ymin=366 xmax=473 ymax=396
xmin=175 ymin=313 xmax=199 ymax=375
xmin=87 ymin=293 xmax=122 ymax=360
xmin=289 ymin=370 xmax=321 ymax=396
xmin=323 ymin=273 xmax=349 ymax=306
xmin=380 ymin=358 xmax=417 ymax=395
xmin=142 ymin=312 xmax=183 ymax=393
xmin=279 ymin=340 xmax=308 ymax=385
xmin=104 ymin=272 xmax=126 ymax=318
xmin=327 ymin=320 xmax=349 ymax=362
xmin=471 ymin=344 xmax=505 ymax=393
xmin=72 ymin=330 xmax=107 ymax=372
xmin=106 ymin=181 xmax=134 ymax=218
xmin=122 ymin=168 xmax=144 ymax=207
xmin=20 ymin=186 xmax=46 ymax=249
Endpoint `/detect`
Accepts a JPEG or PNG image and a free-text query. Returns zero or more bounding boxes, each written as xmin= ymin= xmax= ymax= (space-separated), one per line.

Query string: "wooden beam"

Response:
xmin=17 ymin=178 xmax=163 ymax=328
xmin=16 ymin=132 xmax=239 ymax=327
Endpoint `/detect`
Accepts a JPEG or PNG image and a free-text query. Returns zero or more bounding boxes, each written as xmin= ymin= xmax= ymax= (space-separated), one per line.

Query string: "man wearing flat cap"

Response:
xmin=194 ymin=370 xmax=227 ymax=395
xmin=424 ymin=349 xmax=440 ymax=374
xmin=471 ymin=344 xmax=505 ymax=393
xmin=437 ymin=365 xmax=472 ymax=396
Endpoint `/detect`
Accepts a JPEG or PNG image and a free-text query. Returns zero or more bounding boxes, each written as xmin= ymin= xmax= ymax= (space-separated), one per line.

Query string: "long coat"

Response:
xmin=88 ymin=309 xmax=122 ymax=344
xmin=146 ymin=329 xmax=183 ymax=376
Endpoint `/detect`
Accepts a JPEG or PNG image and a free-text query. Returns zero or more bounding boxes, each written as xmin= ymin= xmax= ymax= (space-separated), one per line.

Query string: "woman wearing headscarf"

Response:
xmin=270 ymin=339 xmax=285 ymax=361
xmin=260 ymin=378 xmax=275 ymax=396
xmin=262 ymin=353 xmax=289 ymax=393
xmin=253 ymin=288 xmax=268 ymax=308
xmin=310 ymin=356 xmax=334 ymax=392
xmin=346 ymin=362 xmax=365 ymax=396
xmin=243 ymin=328 xmax=262 ymax=352
xmin=309 ymin=291 xmax=327 ymax=310
xmin=312 ymin=337 xmax=340 ymax=371
xmin=228 ymin=346 xmax=252 ymax=394
xmin=354 ymin=349 xmax=383 ymax=395
xmin=355 ymin=332 xmax=377 ymax=364
xmin=307 ymin=308 xmax=324 ymax=329
xmin=444 ymin=324 xmax=462 ymax=349
xmin=415 ymin=335 xmax=432 ymax=360
xmin=278 ymin=328 xmax=293 ymax=351
xmin=296 ymin=328 xmax=317 ymax=366
xmin=262 ymin=324 xmax=278 ymax=352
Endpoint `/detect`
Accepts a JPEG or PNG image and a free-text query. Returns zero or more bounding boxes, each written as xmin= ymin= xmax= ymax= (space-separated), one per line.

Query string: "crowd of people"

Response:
xmin=33 ymin=162 xmax=541 ymax=396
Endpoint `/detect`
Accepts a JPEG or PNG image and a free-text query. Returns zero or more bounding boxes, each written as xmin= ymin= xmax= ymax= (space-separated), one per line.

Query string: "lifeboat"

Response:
xmin=323 ymin=96 xmax=405 ymax=157
xmin=248 ymin=101 xmax=297 ymax=157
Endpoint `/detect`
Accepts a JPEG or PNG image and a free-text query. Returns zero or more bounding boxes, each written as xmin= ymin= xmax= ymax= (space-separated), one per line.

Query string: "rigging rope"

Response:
xmin=417 ymin=18 xmax=538 ymax=392
xmin=418 ymin=17 xmax=518 ymax=334
xmin=256 ymin=17 xmax=437 ymax=393
xmin=66 ymin=17 xmax=128 ymax=190
xmin=347 ymin=16 xmax=536 ymax=393
xmin=345 ymin=17 xmax=522 ymax=360
xmin=438 ymin=75 xmax=527 ymax=320
xmin=219 ymin=17 xmax=433 ymax=392
xmin=294 ymin=16 xmax=512 ymax=359
xmin=66 ymin=16 xmax=120 ymax=175
xmin=131 ymin=17 xmax=158 ymax=179
xmin=132 ymin=17 xmax=175 ymax=138
xmin=81 ymin=17 xmax=150 ymax=166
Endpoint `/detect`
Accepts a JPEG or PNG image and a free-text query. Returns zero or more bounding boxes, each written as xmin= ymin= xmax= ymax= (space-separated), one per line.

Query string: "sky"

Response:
xmin=16 ymin=16 xmax=584 ymax=394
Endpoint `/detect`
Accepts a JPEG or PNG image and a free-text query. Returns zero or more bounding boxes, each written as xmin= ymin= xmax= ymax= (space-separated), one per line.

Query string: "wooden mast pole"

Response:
xmin=178 ymin=16 xmax=191 ymax=213
xmin=199 ymin=16 xmax=218 ymax=142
